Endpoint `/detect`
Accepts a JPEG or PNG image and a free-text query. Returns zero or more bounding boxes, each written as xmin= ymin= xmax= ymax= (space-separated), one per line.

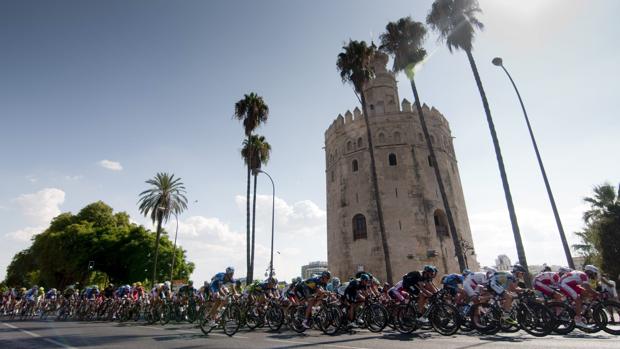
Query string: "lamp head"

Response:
xmin=492 ymin=57 xmax=503 ymax=66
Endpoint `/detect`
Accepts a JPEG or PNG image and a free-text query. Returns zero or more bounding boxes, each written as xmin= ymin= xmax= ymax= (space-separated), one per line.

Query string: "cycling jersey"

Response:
xmin=45 ymin=290 xmax=56 ymax=300
xmin=489 ymin=271 xmax=516 ymax=295
xmin=210 ymin=272 xmax=235 ymax=294
xmin=559 ymin=271 xmax=589 ymax=300
xmin=442 ymin=273 xmax=464 ymax=296
xmin=25 ymin=289 xmax=38 ymax=302
xmin=534 ymin=272 xmax=560 ymax=297
xmin=294 ymin=277 xmax=327 ymax=299
xmin=343 ymin=279 xmax=368 ymax=302
xmin=402 ymin=271 xmax=430 ymax=295
xmin=463 ymin=272 xmax=488 ymax=297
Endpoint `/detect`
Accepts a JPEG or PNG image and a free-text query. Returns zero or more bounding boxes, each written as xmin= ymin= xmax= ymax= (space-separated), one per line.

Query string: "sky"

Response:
xmin=1 ymin=0 xmax=619 ymax=284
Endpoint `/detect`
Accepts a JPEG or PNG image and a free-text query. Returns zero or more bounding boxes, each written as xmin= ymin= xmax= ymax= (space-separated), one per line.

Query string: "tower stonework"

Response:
xmin=325 ymin=53 xmax=478 ymax=281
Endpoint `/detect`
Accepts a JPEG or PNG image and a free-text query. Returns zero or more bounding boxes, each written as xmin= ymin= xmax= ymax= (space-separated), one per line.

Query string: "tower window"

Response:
xmin=357 ymin=137 xmax=363 ymax=148
xmin=352 ymin=214 xmax=367 ymax=240
xmin=347 ymin=141 xmax=352 ymax=151
xmin=378 ymin=132 xmax=385 ymax=143
xmin=394 ymin=131 xmax=401 ymax=143
xmin=388 ymin=153 xmax=397 ymax=166
xmin=428 ymin=156 xmax=433 ymax=167
xmin=352 ymin=160 xmax=358 ymax=172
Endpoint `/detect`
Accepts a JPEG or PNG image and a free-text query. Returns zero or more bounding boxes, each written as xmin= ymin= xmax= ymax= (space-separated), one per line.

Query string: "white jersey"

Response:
xmin=464 ymin=272 xmax=488 ymax=287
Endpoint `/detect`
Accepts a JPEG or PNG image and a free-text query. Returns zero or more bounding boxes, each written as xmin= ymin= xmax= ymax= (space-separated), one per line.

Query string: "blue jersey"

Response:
xmin=442 ymin=274 xmax=464 ymax=288
xmin=45 ymin=290 xmax=56 ymax=299
xmin=210 ymin=272 xmax=235 ymax=293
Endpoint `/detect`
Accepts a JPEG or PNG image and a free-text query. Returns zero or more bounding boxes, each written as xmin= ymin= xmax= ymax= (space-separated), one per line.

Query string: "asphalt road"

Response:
xmin=1 ymin=319 xmax=619 ymax=349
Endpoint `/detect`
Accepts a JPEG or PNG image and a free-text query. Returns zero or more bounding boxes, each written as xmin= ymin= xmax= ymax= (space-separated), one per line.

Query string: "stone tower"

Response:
xmin=324 ymin=52 xmax=478 ymax=282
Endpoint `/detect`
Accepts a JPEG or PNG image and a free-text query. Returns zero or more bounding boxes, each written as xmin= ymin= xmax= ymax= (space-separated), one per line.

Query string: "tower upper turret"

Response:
xmin=363 ymin=51 xmax=400 ymax=115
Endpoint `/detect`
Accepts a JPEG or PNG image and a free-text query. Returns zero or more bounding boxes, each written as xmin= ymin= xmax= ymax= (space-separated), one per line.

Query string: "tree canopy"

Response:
xmin=573 ymin=183 xmax=620 ymax=280
xmin=4 ymin=201 xmax=194 ymax=289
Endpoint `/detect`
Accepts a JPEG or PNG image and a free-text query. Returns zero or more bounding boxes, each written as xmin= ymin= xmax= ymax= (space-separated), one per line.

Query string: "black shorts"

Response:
xmin=294 ymin=285 xmax=312 ymax=300
xmin=406 ymin=286 xmax=421 ymax=297
xmin=344 ymin=288 xmax=359 ymax=303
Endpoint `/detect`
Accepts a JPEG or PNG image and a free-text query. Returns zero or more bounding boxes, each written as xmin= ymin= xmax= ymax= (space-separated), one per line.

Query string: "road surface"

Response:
xmin=1 ymin=319 xmax=618 ymax=349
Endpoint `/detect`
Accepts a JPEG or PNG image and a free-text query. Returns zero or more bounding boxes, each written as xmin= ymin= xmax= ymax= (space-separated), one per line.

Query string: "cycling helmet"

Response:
xmin=93 ymin=285 xmax=99 ymax=290
xmin=204 ymin=281 xmax=209 ymax=287
xmin=39 ymin=287 xmax=44 ymax=292
xmin=584 ymin=265 xmax=599 ymax=274
xmin=188 ymin=280 xmax=194 ymax=286
xmin=462 ymin=268 xmax=473 ymax=276
xmin=512 ymin=264 xmax=527 ymax=274
xmin=423 ymin=265 xmax=438 ymax=274
xmin=21 ymin=287 xmax=27 ymax=292
xmin=332 ymin=277 xmax=341 ymax=285
xmin=321 ymin=270 xmax=332 ymax=279
xmin=483 ymin=266 xmax=497 ymax=274
xmin=268 ymin=277 xmax=278 ymax=285
xmin=32 ymin=285 xmax=38 ymax=289
xmin=359 ymin=273 xmax=370 ymax=281
xmin=294 ymin=277 xmax=302 ymax=283
xmin=136 ymin=282 xmax=142 ymax=287
xmin=164 ymin=281 xmax=171 ymax=288
xmin=542 ymin=264 xmax=551 ymax=272
xmin=225 ymin=266 xmax=235 ymax=274
xmin=109 ymin=283 xmax=115 ymax=288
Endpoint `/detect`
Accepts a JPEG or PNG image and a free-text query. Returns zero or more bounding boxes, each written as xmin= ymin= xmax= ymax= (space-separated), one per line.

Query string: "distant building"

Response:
xmin=528 ymin=264 xmax=563 ymax=275
xmin=301 ymin=261 xmax=328 ymax=279
xmin=573 ymin=256 xmax=586 ymax=270
xmin=495 ymin=255 xmax=512 ymax=271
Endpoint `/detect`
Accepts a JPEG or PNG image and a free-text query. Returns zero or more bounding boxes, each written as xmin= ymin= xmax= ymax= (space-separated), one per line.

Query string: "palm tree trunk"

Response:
xmin=360 ymin=93 xmax=393 ymax=284
xmin=153 ymin=217 xmax=163 ymax=284
xmin=251 ymin=172 xmax=258 ymax=281
xmin=465 ymin=49 xmax=530 ymax=285
xmin=246 ymin=135 xmax=252 ymax=283
xmin=409 ymin=78 xmax=466 ymax=271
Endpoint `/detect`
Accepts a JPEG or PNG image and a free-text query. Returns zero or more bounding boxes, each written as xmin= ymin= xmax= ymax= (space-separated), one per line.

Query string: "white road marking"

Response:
xmin=2 ymin=322 xmax=79 ymax=349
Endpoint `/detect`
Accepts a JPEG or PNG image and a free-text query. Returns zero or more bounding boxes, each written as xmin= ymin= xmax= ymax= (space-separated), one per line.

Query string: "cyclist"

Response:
xmin=534 ymin=268 xmax=563 ymax=301
xmin=326 ymin=277 xmax=341 ymax=292
xmin=343 ymin=273 xmax=371 ymax=327
xmin=25 ymin=285 xmax=39 ymax=304
xmin=207 ymin=267 xmax=238 ymax=327
xmin=441 ymin=273 xmax=465 ymax=304
xmin=103 ymin=283 xmax=115 ymax=299
xmin=559 ymin=264 xmax=600 ymax=327
xmin=402 ymin=265 xmax=439 ymax=320
xmin=295 ymin=270 xmax=331 ymax=329
xmin=488 ymin=265 xmax=525 ymax=325
xmin=198 ymin=281 xmax=211 ymax=302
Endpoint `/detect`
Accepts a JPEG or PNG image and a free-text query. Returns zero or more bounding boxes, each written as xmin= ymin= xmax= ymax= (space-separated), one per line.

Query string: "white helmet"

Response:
xmin=483 ymin=266 xmax=497 ymax=275
xmin=225 ymin=266 xmax=235 ymax=274
xmin=558 ymin=266 xmax=572 ymax=274
xmin=164 ymin=281 xmax=171 ymax=288
xmin=584 ymin=265 xmax=599 ymax=274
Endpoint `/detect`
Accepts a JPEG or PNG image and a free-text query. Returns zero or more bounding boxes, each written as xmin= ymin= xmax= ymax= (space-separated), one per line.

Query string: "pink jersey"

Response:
xmin=560 ymin=271 xmax=588 ymax=287
xmin=534 ymin=272 xmax=560 ymax=286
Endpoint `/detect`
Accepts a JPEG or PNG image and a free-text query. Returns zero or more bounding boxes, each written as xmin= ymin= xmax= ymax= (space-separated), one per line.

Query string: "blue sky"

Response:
xmin=1 ymin=0 xmax=619 ymax=283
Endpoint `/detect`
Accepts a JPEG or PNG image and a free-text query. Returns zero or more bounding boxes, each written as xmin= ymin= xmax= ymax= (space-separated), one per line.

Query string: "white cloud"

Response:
xmin=161 ymin=196 xmax=327 ymax=284
xmin=64 ymin=175 xmax=83 ymax=181
xmin=6 ymin=226 xmax=44 ymax=241
xmin=14 ymin=188 xmax=65 ymax=225
xmin=470 ymin=205 xmax=585 ymax=269
xmin=98 ymin=159 xmax=123 ymax=171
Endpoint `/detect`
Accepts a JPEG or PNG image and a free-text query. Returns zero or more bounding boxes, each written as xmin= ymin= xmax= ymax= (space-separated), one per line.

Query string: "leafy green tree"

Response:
xmin=427 ymin=0 xmax=529 ymax=279
xmin=337 ymin=40 xmax=393 ymax=284
xmin=138 ymin=173 xmax=188 ymax=284
xmin=574 ymin=183 xmax=620 ymax=279
xmin=242 ymin=134 xmax=271 ymax=282
xmin=235 ymin=92 xmax=269 ymax=283
xmin=4 ymin=201 xmax=194 ymax=289
xmin=380 ymin=16 xmax=466 ymax=271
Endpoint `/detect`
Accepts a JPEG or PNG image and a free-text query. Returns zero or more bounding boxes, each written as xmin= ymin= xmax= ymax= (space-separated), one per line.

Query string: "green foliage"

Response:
xmin=574 ymin=183 xmax=620 ymax=279
xmin=426 ymin=0 xmax=484 ymax=53
xmin=336 ymin=40 xmax=376 ymax=96
xmin=379 ymin=17 xmax=427 ymax=79
xmin=234 ymin=92 xmax=269 ymax=137
xmin=241 ymin=134 xmax=271 ymax=171
xmin=4 ymin=201 xmax=194 ymax=289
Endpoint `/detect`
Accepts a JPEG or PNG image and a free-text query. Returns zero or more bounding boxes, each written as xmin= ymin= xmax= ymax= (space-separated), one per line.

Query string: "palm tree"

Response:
xmin=583 ymin=183 xmax=619 ymax=223
xmin=234 ymin=92 xmax=269 ymax=283
xmin=337 ymin=40 xmax=393 ymax=284
xmin=380 ymin=16 xmax=466 ymax=271
xmin=241 ymin=134 xmax=272 ymax=282
xmin=138 ymin=172 xmax=188 ymax=284
xmin=427 ymin=0 xmax=529 ymax=279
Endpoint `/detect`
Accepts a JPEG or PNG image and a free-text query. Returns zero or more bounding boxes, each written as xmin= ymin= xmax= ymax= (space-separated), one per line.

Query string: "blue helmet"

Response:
xmin=423 ymin=265 xmax=438 ymax=274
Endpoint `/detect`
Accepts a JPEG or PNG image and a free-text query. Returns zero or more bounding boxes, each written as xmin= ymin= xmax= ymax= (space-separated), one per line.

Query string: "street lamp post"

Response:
xmin=492 ymin=57 xmax=574 ymax=269
xmin=257 ymin=169 xmax=276 ymax=279
xmin=170 ymin=212 xmax=179 ymax=282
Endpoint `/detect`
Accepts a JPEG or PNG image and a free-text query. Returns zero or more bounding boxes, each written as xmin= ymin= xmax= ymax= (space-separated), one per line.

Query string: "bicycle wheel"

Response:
xmin=430 ymin=303 xmax=460 ymax=336
xmin=365 ymin=303 xmax=389 ymax=333
xmin=316 ymin=305 xmax=341 ymax=335
xmin=547 ymin=301 xmax=575 ymax=335
xmin=517 ymin=302 xmax=554 ymax=337
xmin=245 ymin=306 xmax=261 ymax=330
xmin=266 ymin=305 xmax=285 ymax=331
xmin=471 ymin=303 xmax=501 ymax=335
xmin=198 ymin=311 xmax=215 ymax=335
xmin=396 ymin=303 xmax=418 ymax=334
xmin=288 ymin=305 xmax=308 ymax=333
xmin=222 ymin=304 xmax=241 ymax=337
xmin=598 ymin=300 xmax=620 ymax=335
xmin=578 ymin=303 xmax=604 ymax=333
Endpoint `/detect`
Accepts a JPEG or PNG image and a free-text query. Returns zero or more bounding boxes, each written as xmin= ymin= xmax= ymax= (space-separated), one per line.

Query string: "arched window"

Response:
xmin=394 ymin=131 xmax=401 ymax=143
xmin=378 ymin=132 xmax=385 ymax=143
xmin=357 ymin=137 xmax=363 ymax=148
xmin=347 ymin=141 xmax=352 ymax=151
xmin=388 ymin=153 xmax=397 ymax=166
xmin=352 ymin=159 xmax=358 ymax=172
xmin=352 ymin=214 xmax=367 ymax=240
xmin=433 ymin=210 xmax=449 ymax=238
